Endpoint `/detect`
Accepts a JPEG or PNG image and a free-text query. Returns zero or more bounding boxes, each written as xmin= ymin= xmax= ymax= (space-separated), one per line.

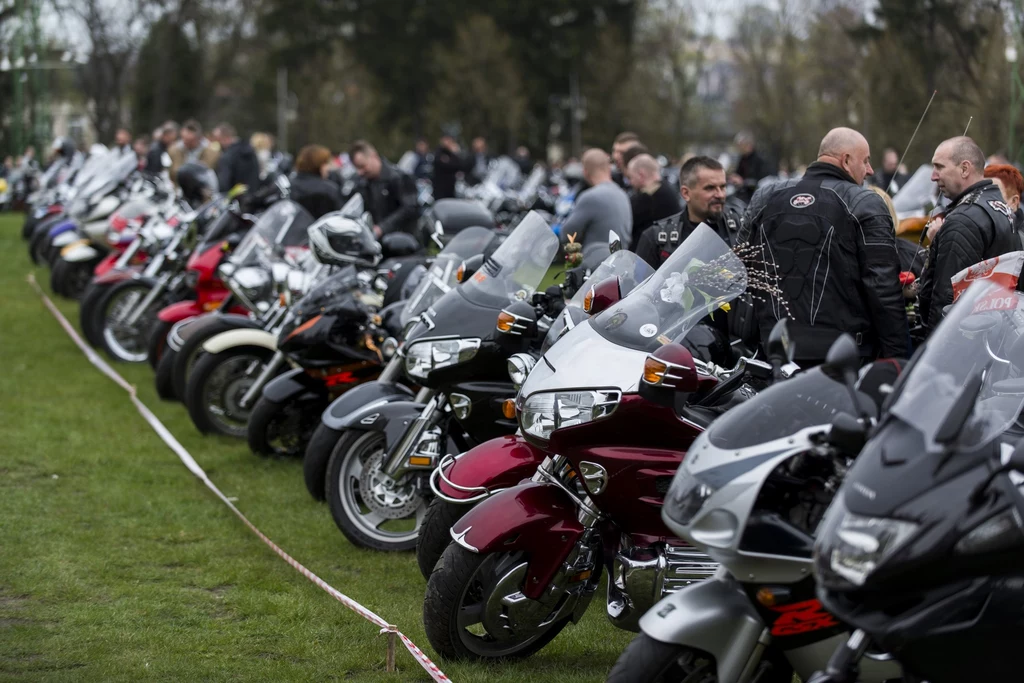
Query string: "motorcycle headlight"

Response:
xmin=663 ymin=463 xmax=719 ymax=527
xmin=507 ymin=353 xmax=536 ymax=389
xmin=821 ymin=497 xmax=919 ymax=587
xmin=183 ymin=269 xmax=200 ymax=290
xmin=519 ymin=389 xmax=620 ymax=442
xmin=404 ymin=338 xmax=481 ymax=380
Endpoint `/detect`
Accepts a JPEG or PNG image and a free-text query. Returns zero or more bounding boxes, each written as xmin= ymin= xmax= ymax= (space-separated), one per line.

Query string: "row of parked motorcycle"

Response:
xmin=19 ymin=145 xmax=1024 ymax=683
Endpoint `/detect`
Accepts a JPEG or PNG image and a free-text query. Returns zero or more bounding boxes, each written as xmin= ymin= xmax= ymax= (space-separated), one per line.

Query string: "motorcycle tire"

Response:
xmin=423 ymin=544 xmax=571 ymax=661
xmin=146 ymin=318 xmax=174 ymax=370
xmin=184 ymin=346 xmax=274 ymax=437
xmin=79 ymin=283 xmax=110 ymax=348
xmin=416 ymin=498 xmax=469 ymax=580
xmin=247 ymin=394 xmax=326 ymax=458
xmin=171 ymin=327 xmax=221 ymax=403
xmin=154 ymin=347 xmax=179 ymax=401
xmin=29 ymin=226 xmax=52 ymax=265
xmin=97 ymin=279 xmax=160 ymax=363
xmin=50 ymin=258 xmax=94 ymax=300
xmin=607 ymin=635 xmax=793 ymax=683
xmin=22 ymin=213 xmax=37 ymax=240
xmin=303 ymin=423 xmax=344 ymax=501
xmin=324 ymin=430 xmax=425 ymax=552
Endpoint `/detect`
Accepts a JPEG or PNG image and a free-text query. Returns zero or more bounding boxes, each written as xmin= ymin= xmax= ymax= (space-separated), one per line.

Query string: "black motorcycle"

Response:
xmin=812 ymin=279 xmax=1024 ymax=683
xmin=320 ymin=211 xmax=561 ymax=552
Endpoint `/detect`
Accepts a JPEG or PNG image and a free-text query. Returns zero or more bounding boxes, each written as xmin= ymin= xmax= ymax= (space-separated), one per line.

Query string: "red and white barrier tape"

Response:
xmin=27 ymin=274 xmax=450 ymax=682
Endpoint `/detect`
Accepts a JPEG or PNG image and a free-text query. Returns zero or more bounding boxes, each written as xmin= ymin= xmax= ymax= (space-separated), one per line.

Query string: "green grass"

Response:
xmin=0 ymin=213 xmax=633 ymax=681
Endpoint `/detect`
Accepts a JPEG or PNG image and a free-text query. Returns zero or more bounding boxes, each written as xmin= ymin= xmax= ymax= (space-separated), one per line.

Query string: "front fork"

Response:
xmin=806 ymin=630 xmax=874 ymax=683
xmin=238 ymin=350 xmax=286 ymax=409
xmin=122 ymin=273 xmax=169 ymax=326
xmin=382 ymin=391 xmax=442 ymax=480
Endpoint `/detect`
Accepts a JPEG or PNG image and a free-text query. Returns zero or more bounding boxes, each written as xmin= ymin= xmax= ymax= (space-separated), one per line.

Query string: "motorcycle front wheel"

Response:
xmin=50 ymin=258 xmax=95 ymax=300
xmin=98 ymin=280 xmax=161 ymax=363
xmin=247 ymin=393 xmax=326 ymax=458
xmin=422 ymin=544 xmax=572 ymax=661
xmin=79 ymin=282 xmax=111 ymax=347
xmin=303 ymin=423 xmax=344 ymax=501
xmin=324 ymin=430 xmax=426 ymax=551
xmin=185 ymin=346 xmax=274 ymax=437
xmin=607 ymin=634 xmax=793 ymax=683
xmin=416 ymin=498 xmax=470 ymax=580
xmin=146 ymin=318 xmax=174 ymax=370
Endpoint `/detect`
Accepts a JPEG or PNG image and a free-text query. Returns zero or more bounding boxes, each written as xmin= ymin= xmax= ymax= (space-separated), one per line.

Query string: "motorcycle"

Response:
xmin=422 ymin=224 xmax=757 ymax=661
xmin=248 ymin=225 xmax=500 ymax=458
xmin=416 ymin=247 xmax=657 ymax=579
xmin=320 ymin=212 xmax=561 ymax=552
xmin=812 ymin=279 xmax=1024 ymax=683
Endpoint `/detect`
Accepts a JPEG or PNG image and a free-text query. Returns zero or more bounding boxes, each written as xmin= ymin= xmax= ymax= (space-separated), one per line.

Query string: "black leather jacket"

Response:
xmin=288 ymin=172 xmax=343 ymax=219
xmin=216 ymin=140 xmax=261 ymax=193
xmin=741 ymin=161 xmax=908 ymax=363
xmin=918 ymin=179 xmax=1022 ymax=328
xmin=635 ymin=203 xmax=743 ymax=270
xmin=359 ymin=161 xmax=419 ymax=235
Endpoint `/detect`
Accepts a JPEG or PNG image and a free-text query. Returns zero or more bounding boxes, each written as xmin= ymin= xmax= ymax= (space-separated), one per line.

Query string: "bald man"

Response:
xmin=627 ymin=154 xmax=682 ymax=252
xmin=559 ymin=148 xmax=632 ymax=269
xmin=742 ymin=127 xmax=908 ymax=366
xmin=917 ymin=136 xmax=1020 ymax=328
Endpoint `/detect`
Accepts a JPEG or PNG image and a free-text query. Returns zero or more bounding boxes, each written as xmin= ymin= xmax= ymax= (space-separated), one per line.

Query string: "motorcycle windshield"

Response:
xmin=401 ymin=226 xmax=498 ymax=326
xmin=484 ymin=156 xmax=522 ymax=190
xmin=542 ymin=250 xmax=656 ymax=352
xmin=460 ymin=211 xmax=558 ymax=309
xmin=889 ymin=281 xmax=1024 ymax=452
xmin=590 ymin=224 xmax=747 ymax=353
xmin=291 ymin=267 xmax=359 ymax=318
xmin=707 ymin=369 xmax=856 ymax=450
xmin=231 ymin=200 xmax=314 ymax=267
xmin=77 ymin=153 xmax=137 ymax=200
xmin=892 ymin=164 xmax=937 ymax=215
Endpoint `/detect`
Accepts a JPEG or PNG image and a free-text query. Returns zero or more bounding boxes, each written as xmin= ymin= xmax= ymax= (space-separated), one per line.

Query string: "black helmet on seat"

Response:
xmin=177 ymin=162 xmax=217 ymax=206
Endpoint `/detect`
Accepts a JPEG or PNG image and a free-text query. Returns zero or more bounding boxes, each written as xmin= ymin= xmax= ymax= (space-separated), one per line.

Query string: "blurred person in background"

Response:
xmin=290 ymin=145 xmax=344 ymax=219
xmin=870 ymin=146 xmax=909 ymax=195
xmin=412 ymin=139 xmax=433 ymax=180
xmin=146 ymin=121 xmax=178 ymax=173
xmin=469 ymin=137 xmax=491 ymax=185
xmin=432 ymin=134 xmax=465 ymax=200
xmin=984 ymin=163 xmax=1024 ymax=244
xmin=513 ymin=146 xmax=532 ymax=175
xmin=132 ymin=136 xmax=150 ymax=164
xmin=349 ymin=140 xmax=419 ymax=237
xmin=729 ymin=131 xmax=772 ymax=203
xmin=251 ymin=133 xmax=274 ymax=175
xmin=114 ymin=128 xmax=133 ymax=156
xmin=213 ymin=123 xmax=260 ymax=193
xmin=558 ymin=148 xmax=632 ymax=269
xmin=169 ymin=119 xmax=219 ymax=185
xmin=611 ymin=131 xmax=641 ymax=188
xmin=626 ymin=153 xmax=682 ymax=252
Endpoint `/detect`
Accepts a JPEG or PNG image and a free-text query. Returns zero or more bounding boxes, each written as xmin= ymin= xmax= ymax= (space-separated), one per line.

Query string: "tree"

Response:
xmin=133 ymin=16 xmax=204 ymax=132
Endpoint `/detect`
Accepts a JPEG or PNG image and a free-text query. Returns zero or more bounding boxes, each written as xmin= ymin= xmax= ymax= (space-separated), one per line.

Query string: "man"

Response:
xmin=146 ymin=121 xmax=178 ymax=173
xmin=743 ymin=127 xmax=908 ymax=366
xmin=558 ymin=149 xmax=632 ymax=269
xmin=729 ymin=131 xmax=773 ymax=203
xmin=132 ymin=136 xmax=150 ymax=163
xmin=169 ymin=119 xmax=220 ymax=185
xmin=469 ymin=137 xmax=491 ymax=185
xmin=114 ymin=128 xmax=133 ymax=156
xmin=290 ymin=144 xmax=343 ymax=219
xmin=637 ymin=156 xmax=743 ymax=268
xmin=870 ymin=147 xmax=909 ymax=195
xmin=412 ymin=138 xmax=433 ymax=180
xmin=611 ymin=132 xmax=641 ymax=189
xmin=513 ymin=146 xmax=532 ymax=175
xmin=212 ymin=123 xmax=260 ymax=193
xmin=432 ymin=134 xmax=465 ymax=200
xmin=918 ymin=137 xmax=1020 ymax=329
xmin=984 ymin=164 xmax=1024 ymax=245
xmin=627 ymin=154 xmax=683 ymax=254
xmin=349 ymin=140 xmax=419 ymax=237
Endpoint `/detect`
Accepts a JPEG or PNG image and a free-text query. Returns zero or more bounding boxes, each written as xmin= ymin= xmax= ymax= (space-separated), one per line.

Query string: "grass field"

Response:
xmin=0 ymin=213 xmax=634 ymax=682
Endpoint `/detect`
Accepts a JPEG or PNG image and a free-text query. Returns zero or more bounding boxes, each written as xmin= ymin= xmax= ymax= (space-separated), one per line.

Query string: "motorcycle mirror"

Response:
xmin=767 ymin=318 xmax=795 ymax=368
xmin=608 ymin=230 xmax=622 ymax=254
xmin=457 ymin=254 xmax=485 ymax=283
xmin=824 ymin=334 xmax=860 ymax=380
xmin=497 ymin=299 xmax=538 ymax=337
xmin=826 ymin=412 xmax=868 ymax=454
xmin=431 ymin=219 xmax=445 ymax=250
xmin=583 ymin=275 xmax=622 ymax=315
xmin=640 ymin=343 xmax=699 ymax=407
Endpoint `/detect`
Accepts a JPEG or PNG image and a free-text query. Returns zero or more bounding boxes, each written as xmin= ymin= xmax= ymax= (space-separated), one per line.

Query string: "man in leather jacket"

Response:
xmin=349 ymin=140 xmax=419 ymax=237
xmin=742 ymin=127 xmax=908 ymax=366
xmin=918 ymin=137 xmax=1021 ymax=329
xmin=213 ymin=123 xmax=261 ymax=193
xmin=636 ymin=156 xmax=743 ymax=269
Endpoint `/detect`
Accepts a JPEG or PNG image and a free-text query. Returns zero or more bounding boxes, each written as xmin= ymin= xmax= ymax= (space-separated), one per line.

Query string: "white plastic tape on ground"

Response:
xmin=27 ymin=274 xmax=450 ymax=683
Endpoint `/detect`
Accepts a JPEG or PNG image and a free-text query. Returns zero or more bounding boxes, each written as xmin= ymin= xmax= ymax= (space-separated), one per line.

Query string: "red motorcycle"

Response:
xmin=423 ymin=225 xmax=762 ymax=661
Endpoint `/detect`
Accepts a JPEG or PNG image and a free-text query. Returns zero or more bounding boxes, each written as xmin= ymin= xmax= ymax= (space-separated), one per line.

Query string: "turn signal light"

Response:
xmin=408 ymin=455 xmax=432 ymax=467
xmin=756 ymin=587 xmax=791 ymax=607
xmin=202 ymin=300 xmax=223 ymax=312
xmin=456 ymin=262 xmax=466 ymax=283
xmin=583 ymin=285 xmax=595 ymax=313
xmin=496 ymin=311 xmax=515 ymax=333
xmin=643 ymin=357 xmax=668 ymax=385
xmin=502 ymin=399 xmax=517 ymax=419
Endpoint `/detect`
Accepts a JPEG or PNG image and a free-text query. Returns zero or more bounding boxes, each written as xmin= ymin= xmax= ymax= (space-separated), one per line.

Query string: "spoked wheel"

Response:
xmin=79 ymin=283 xmax=111 ymax=348
xmin=247 ymin=394 xmax=326 ymax=458
xmin=185 ymin=347 xmax=274 ymax=437
xmin=98 ymin=280 xmax=161 ymax=363
xmin=325 ymin=430 xmax=427 ymax=551
xmin=50 ymin=258 xmax=95 ymax=299
xmin=607 ymin=636 xmax=793 ymax=683
xmin=423 ymin=544 xmax=576 ymax=661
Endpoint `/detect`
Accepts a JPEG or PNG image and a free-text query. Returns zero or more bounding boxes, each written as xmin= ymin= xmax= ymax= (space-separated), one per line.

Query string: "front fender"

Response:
xmin=52 ymin=230 xmax=81 ymax=249
xmin=166 ymin=312 xmax=259 ymax=351
xmin=202 ymin=328 xmax=277 ymax=355
xmin=262 ymin=367 xmax=327 ymax=404
xmin=93 ymin=266 xmax=142 ymax=286
xmin=321 ymin=381 xmax=414 ymax=430
xmin=451 ymin=482 xmax=584 ymax=600
xmin=158 ymin=300 xmax=206 ymax=325
xmin=48 ymin=221 xmax=78 ymax=239
xmin=335 ymin=400 xmax=428 ymax=455
xmin=639 ymin=576 xmax=766 ymax=683
xmin=431 ymin=434 xmax=545 ymax=503
xmin=93 ymin=254 xmax=123 ymax=278
xmin=61 ymin=242 xmax=101 ymax=262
